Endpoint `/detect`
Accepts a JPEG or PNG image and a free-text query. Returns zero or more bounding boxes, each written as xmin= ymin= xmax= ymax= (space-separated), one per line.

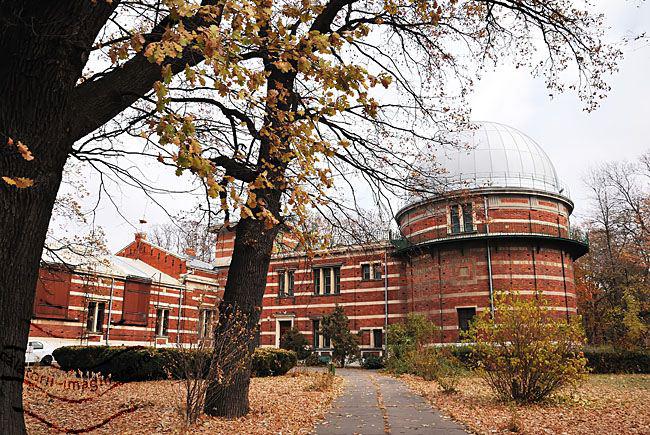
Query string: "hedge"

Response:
xmin=250 ymin=348 xmax=297 ymax=376
xmin=430 ymin=345 xmax=650 ymax=374
xmin=583 ymin=347 xmax=650 ymax=374
xmin=52 ymin=346 xmax=296 ymax=382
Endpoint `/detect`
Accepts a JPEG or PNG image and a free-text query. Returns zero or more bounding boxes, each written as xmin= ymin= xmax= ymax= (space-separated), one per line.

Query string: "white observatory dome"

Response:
xmin=434 ymin=121 xmax=565 ymax=195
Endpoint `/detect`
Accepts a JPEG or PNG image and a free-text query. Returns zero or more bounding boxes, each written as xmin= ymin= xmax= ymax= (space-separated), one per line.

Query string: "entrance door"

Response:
xmin=278 ymin=320 xmax=292 ymax=347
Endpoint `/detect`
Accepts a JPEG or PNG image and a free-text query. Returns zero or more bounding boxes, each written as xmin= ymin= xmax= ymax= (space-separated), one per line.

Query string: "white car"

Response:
xmin=25 ymin=340 xmax=57 ymax=366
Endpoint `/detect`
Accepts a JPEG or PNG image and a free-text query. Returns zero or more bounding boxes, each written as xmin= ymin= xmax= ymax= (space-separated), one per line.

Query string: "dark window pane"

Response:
xmin=450 ymin=205 xmax=461 ymax=234
xmin=278 ymin=271 xmax=285 ymax=296
xmin=362 ymin=264 xmax=371 ymax=280
xmin=463 ymin=203 xmax=474 ymax=232
xmin=313 ymin=269 xmax=320 ymax=295
xmin=86 ymin=302 xmax=96 ymax=331
xmin=155 ymin=309 xmax=162 ymax=336
xmin=373 ymin=329 xmax=383 ymax=348
xmin=313 ymin=320 xmax=320 ymax=347
xmin=96 ymin=303 xmax=105 ymax=332
xmin=324 ymin=269 xmax=332 ymax=294
xmin=162 ymin=310 xmax=169 ymax=336
xmin=373 ymin=263 xmax=382 ymax=280
xmin=288 ymin=271 xmax=294 ymax=295
xmin=334 ymin=267 xmax=341 ymax=294
xmin=457 ymin=307 xmax=477 ymax=332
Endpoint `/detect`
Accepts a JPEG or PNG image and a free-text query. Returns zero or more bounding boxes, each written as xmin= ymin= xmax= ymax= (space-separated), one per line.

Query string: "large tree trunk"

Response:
xmin=203 ymin=214 xmax=281 ymax=417
xmin=0 ymin=3 xmax=115 ymax=432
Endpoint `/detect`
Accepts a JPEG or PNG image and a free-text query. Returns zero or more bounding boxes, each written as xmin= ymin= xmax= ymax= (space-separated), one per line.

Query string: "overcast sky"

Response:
xmin=71 ymin=1 xmax=650 ymax=253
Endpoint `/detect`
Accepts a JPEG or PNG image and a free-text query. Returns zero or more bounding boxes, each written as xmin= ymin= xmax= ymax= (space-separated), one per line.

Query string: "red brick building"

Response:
xmin=29 ymin=122 xmax=588 ymax=357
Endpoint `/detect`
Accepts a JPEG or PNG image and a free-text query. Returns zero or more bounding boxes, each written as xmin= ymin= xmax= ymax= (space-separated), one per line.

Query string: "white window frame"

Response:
xmin=448 ymin=203 xmax=476 ymax=234
xmin=278 ymin=269 xmax=296 ymax=297
xmin=371 ymin=328 xmax=384 ymax=349
xmin=198 ymin=308 xmax=216 ymax=338
xmin=361 ymin=263 xmax=371 ymax=280
xmin=155 ymin=307 xmax=170 ymax=337
xmin=86 ymin=300 xmax=105 ymax=333
xmin=313 ymin=266 xmax=341 ymax=295
xmin=275 ymin=316 xmax=294 ymax=347
xmin=361 ymin=262 xmax=382 ymax=281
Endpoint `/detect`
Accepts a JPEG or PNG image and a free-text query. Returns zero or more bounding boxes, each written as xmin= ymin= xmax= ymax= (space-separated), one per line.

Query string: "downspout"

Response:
xmin=105 ymin=277 xmax=115 ymax=346
xmin=437 ymin=250 xmax=443 ymax=343
xmin=383 ymin=249 xmax=388 ymax=358
xmin=177 ymin=278 xmax=185 ymax=346
xmin=560 ymin=250 xmax=569 ymax=321
xmin=484 ymin=196 xmax=495 ymax=315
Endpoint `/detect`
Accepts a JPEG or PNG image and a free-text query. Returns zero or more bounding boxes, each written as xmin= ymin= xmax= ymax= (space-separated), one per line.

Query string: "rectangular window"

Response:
xmin=312 ymin=319 xmax=331 ymax=348
xmin=288 ymin=270 xmax=295 ymax=296
xmin=373 ymin=263 xmax=382 ymax=280
xmin=312 ymin=320 xmax=320 ymax=348
xmin=155 ymin=308 xmax=170 ymax=337
xmin=462 ymin=203 xmax=474 ymax=232
xmin=278 ymin=320 xmax=292 ymax=345
xmin=334 ymin=267 xmax=340 ymax=294
xmin=313 ymin=266 xmax=341 ymax=295
xmin=372 ymin=329 xmax=383 ymax=349
xmin=361 ymin=264 xmax=371 ymax=280
xmin=278 ymin=270 xmax=286 ymax=296
xmin=323 ymin=333 xmax=331 ymax=348
xmin=313 ymin=269 xmax=321 ymax=295
xmin=199 ymin=309 xmax=215 ymax=338
xmin=86 ymin=301 xmax=105 ymax=333
xmin=324 ymin=269 xmax=332 ymax=295
xmin=457 ymin=307 xmax=477 ymax=333
xmin=450 ymin=205 xmax=461 ymax=234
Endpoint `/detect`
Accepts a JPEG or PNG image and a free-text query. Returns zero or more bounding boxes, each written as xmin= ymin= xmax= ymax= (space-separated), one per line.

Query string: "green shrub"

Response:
xmin=449 ymin=345 xmax=476 ymax=368
xmin=320 ymin=306 xmax=360 ymax=367
xmin=361 ymin=355 xmax=385 ymax=369
xmin=304 ymin=353 xmax=326 ymax=366
xmin=250 ymin=348 xmax=297 ymax=376
xmin=467 ymin=292 xmax=588 ymax=403
xmin=583 ymin=347 xmax=650 ymax=374
xmin=280 ymin=327 xmax=311 ymax=360
xmin=409 ymin=347 xmax=464 ymax=393
xmin=53 ymin=346 xmax=297 ymax=381
xmin=53 ymin=346 xmax=171 ymax=382
xmin=386 ymin=314 xmax=438 ymax=374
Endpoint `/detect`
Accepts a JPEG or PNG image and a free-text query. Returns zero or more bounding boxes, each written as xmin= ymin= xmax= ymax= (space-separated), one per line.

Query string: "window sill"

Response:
xmin=361 ymin=278 xmax=383 ymax=282
xmin=448 ymin=229 xmax=478 ymax=236
xmin=312 ymin=293 xmax=341 ymax=297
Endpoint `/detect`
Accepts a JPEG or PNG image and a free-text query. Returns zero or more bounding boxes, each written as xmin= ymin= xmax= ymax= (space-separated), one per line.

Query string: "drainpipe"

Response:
xmin=383 ymin=249 xmax=389 ymax=358
xmin=560 ymin=250 xmax=569 ymax=321
xmin=484 ymin=196 xmax=495 ymax=315
xmin=105 ymin=277 xmax=115 ymax=346
xmin=177 ymin=281 xmax=184 ymax=346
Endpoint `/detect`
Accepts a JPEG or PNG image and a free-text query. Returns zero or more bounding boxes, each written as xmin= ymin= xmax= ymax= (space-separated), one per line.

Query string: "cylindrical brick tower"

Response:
xmin=393 ymin=122 xmax=588 ymax=343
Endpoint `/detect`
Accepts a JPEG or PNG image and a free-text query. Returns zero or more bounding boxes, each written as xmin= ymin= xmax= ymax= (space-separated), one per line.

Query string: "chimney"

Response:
xmin=135 ymin=232 xmax=147 ymax=242
xmin=184 ymin=248 xmax=196 ymax=257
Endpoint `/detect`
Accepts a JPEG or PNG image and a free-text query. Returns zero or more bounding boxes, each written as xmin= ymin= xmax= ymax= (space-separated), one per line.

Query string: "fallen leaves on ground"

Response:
xmin=400 ymin=373 xmax=649 ymax=435
xmin=24 ymin=367 xmax=343 ymax=434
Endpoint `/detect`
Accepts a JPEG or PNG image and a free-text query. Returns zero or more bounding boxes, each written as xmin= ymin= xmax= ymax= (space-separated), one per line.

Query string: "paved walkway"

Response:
xmin=316 ymin=368 xmax=469 ymax=434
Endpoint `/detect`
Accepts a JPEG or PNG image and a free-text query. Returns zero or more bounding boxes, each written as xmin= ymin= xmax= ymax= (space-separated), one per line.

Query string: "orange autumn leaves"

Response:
xmin=3 ymin=137 xmax=34 ymax=188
